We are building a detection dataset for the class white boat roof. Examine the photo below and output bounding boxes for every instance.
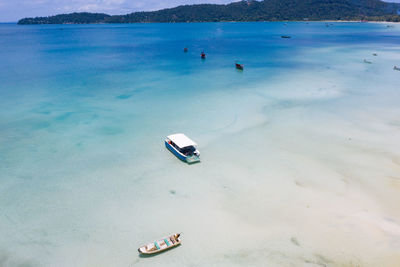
[167,133,197,148]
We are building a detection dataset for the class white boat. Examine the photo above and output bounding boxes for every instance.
[165,133,200,163]
[138,233,181,255]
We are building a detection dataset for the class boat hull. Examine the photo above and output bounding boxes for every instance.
[165,141,188,162]
[138,233,182,255]
[235,64,243,70]
[138,242,181,255]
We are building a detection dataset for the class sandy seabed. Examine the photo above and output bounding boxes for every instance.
[0,22,400,267]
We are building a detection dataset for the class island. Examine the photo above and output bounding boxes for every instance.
[18,0,400,24]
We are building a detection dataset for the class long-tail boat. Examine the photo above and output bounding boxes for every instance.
[138,233,181,255]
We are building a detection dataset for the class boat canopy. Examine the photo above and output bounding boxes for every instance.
[167,133,197,148]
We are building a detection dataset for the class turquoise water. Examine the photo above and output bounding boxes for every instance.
[1,22,400,266]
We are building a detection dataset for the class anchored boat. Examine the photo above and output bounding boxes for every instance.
[201,51,206,59]
[394,66,400,71]
[138,233,181,255]
[165,133,200,163]
[235,61,244,70]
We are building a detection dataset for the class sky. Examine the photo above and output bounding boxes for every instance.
[0,0,400,22]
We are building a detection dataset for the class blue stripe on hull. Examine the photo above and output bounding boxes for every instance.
[165,141,187,162]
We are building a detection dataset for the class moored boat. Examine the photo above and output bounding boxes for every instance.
[281,35,291,39]
[165,133,200,163]
[138,233,181,255]
[184,47,188,52]
[235,61,244,70]
[201,51,206,59]
[394,66,400,71]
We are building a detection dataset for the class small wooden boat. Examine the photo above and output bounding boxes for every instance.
[165,133,200,163]
[281,35,291,39]
[138,233,181,255]
[235,61,244,70]
[201,52,206,59]
[184,47,188,52]
[394,66,400,71]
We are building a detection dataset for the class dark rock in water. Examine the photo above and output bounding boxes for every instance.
[295,180,304,187]
[314,254,333,265]
[290,237,300,246]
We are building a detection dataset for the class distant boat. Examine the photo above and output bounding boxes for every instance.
[363,59,372,64]
[184,47,188,52]
[394,66,400,71]
[201,52,206,59]
[235,61,244,70]
[138,233,181,255]
[281,35,291,39]
[165,133,200,163]
[372,53,378,56]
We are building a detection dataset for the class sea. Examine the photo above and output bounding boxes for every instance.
[0,22,400,266]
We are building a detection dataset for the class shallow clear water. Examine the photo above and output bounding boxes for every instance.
[1,22,400,266]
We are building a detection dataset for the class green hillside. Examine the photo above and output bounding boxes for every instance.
[18,0,400,24]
